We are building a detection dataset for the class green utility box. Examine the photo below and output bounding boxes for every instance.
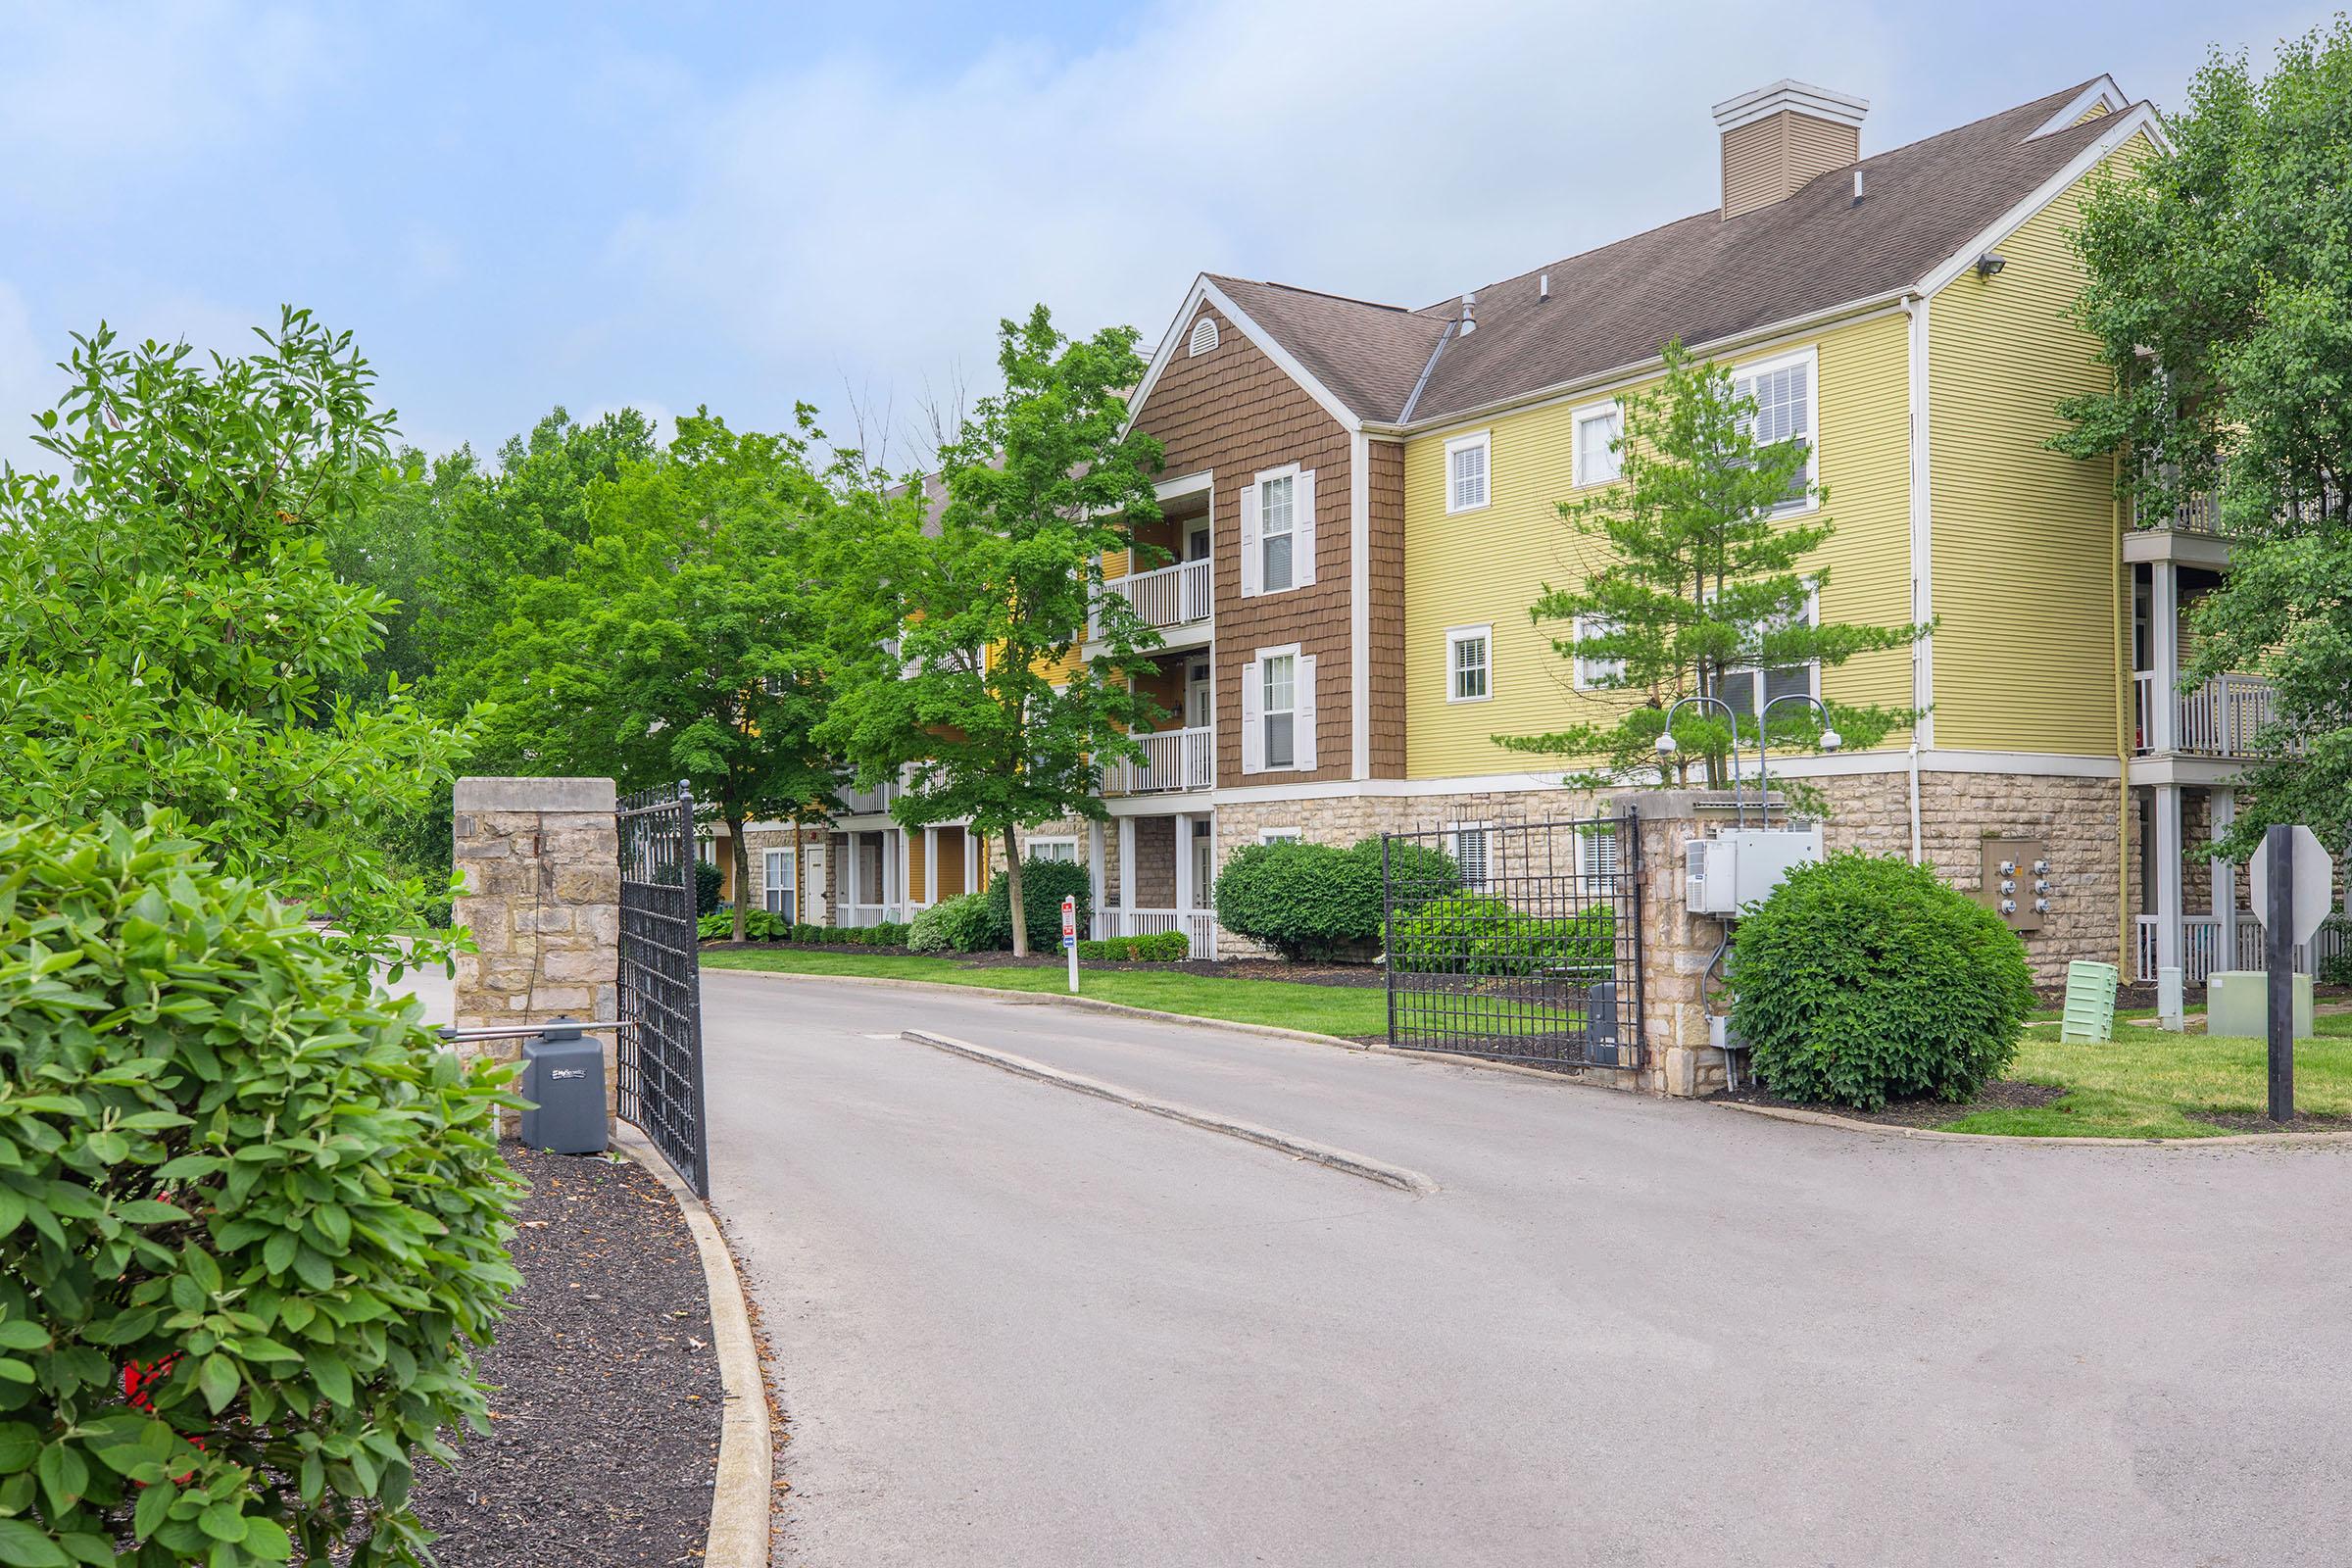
[2208,969,2316,1041]
[2059,959,2119,1043]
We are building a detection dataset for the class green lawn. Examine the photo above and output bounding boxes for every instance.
[1939,1013,2352,1138]
[699,947,1393,1038]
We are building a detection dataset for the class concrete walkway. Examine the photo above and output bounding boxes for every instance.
[701,970,2352,1566]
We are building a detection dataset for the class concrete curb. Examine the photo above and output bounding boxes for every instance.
[1712,1097,2352,1148]
[612,1124,774,1565]
[901,1027,1440,1195]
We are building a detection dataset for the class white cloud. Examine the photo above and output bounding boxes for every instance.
[608,0,1902,423]
[0,280,67,472]
[0,1,324,212]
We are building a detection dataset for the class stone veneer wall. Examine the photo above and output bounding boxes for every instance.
[451,776,621,1124]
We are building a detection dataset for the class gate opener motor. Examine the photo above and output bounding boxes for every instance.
[519,1019,610,1155]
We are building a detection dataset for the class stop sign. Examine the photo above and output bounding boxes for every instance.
[2249,824,2336,947]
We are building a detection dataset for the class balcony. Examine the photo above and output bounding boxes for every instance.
[1093,557,1211,640]
[1102,725,1214,795]
[2132,672,2276,758]
[839,779,895,816]
[2127,492,2230,568]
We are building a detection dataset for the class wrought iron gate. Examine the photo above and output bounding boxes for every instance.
[616,781,710,1196]
[1380,813,1643,1071]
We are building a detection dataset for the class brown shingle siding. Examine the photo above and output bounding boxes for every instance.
[1136,305,1355,786]
[1367,439,1407,778]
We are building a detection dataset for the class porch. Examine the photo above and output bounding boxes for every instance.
[2132,782,2345,984]
[1088,808,1218,959]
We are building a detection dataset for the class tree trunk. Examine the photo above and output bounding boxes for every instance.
[1003,826,1027,956]
[728,813,750,943]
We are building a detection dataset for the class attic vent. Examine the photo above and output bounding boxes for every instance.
[1188,316,1219,357]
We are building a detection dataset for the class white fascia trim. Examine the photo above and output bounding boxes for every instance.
[1923,750,2123,779]
[1712,79,1870,133]
[1155,468,1213,502]
[2027,76,2129,139]
[1377,294,1911,441]
[1348,430,1371,780]
[1917,102,2168,295]
[1126,274,1365,436]
[1905,292,1935,746]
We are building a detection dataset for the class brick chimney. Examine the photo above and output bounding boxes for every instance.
[1712,80,1869,220]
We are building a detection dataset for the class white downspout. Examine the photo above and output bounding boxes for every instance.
[1902,291,1934,865]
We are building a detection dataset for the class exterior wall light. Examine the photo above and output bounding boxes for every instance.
[1975,251,2006,279]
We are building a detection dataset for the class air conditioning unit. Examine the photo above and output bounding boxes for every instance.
[1683,828,1824,915]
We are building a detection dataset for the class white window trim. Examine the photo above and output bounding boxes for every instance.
[1253,462,1303,595]
[1257,827,1303,845]
[1716,585,1824,710]
[1443,429,1493,515]
[1445,622,1493,705]
[1446,820,1494,892]
[1572,613,1626,692]
[1571,399,1623,488]
[1025,837,1079,862]
[1732,345,1820,516]
[1252,639,1305,774]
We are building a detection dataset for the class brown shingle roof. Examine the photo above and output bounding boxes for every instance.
[1209,81,2133,429]
[1204,277,1447,424]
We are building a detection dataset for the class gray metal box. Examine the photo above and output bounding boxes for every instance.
[518,1025,609,1154]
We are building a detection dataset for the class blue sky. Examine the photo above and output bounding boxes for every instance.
[0,0,2332,471]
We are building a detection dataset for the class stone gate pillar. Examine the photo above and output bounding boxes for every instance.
[452,776,621,1118]
[1609,790,1764,1099]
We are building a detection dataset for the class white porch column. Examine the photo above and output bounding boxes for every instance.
[2212,788,2237,969]
[923,826,938,906]
[1174,812,1195,915]
[1088,820,1106,938]
[2150,560,2180,753]
[1117,815,1137,935]
[844,831,861,915]
[2154,783,2184,974]
[895,827,910,917]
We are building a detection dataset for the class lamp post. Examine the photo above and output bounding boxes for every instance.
[1757,693,1841,812]
[1656,694,1748,825]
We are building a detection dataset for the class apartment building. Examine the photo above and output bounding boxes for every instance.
[735,74,2297,984]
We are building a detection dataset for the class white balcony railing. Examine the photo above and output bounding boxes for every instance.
[2134,914,2342,984]
[1094,557,1211,636]
[1102,725,1214,795]
[840,780,894,816]
[2132,672,2276,757]
[1094,906,1218,959]
[2137,492,2223,535]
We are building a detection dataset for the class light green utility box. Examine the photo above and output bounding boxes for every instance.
[2207,969,2316,1041]
[2059,960,2119,1043]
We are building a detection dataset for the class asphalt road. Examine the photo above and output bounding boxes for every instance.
[703,970,2352,1565]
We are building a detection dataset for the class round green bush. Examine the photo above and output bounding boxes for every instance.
[694,858,724,917]
[918,893,996,954]
[985,857,1093,952]
[906,902,953,954]
[0,816,520,1566]
[1733,851,2034,1109]
[1212,837,1459,961]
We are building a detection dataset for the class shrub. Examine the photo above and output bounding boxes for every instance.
[985,857,1093,951]
[2321,915,2352,986]
[1733,851,2034,1109]
[927,893,998,954]
[868,921,909,948]
[1211,836,1460,961]
[1076,931,1190,962]
[907,903,953,953]
[694,858,724,916]
[791,922,821,945]
[0,816,521,1566]
[1213,841,1377,959]
[1388,895,1615,976]
[696,911,731,941]
[740,908,785,941]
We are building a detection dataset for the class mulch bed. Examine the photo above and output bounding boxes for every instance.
[406,1146,721,1567]
[1723,1079,2068,1129]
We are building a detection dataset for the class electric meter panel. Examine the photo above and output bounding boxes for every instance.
[1979,837,2048,934]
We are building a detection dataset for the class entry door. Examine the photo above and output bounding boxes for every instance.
[804,847,825,923]
[1187,524,1211,562]
[1191,823,1213,910]
[1186,659,1211,728]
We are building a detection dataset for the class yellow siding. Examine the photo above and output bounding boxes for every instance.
[1926,132,2148,754]
[1403,309,1915,779]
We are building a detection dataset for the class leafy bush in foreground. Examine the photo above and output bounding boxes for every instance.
[1075,932,1190,961]
[1733,851,2033,1109]
[0,816,521,1566]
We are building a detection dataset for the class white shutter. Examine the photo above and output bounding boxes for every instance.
[1295,654,1317,772]
[1293,469,1317,588]
[1240,658,1264,774]
[1239,483,1261,598]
